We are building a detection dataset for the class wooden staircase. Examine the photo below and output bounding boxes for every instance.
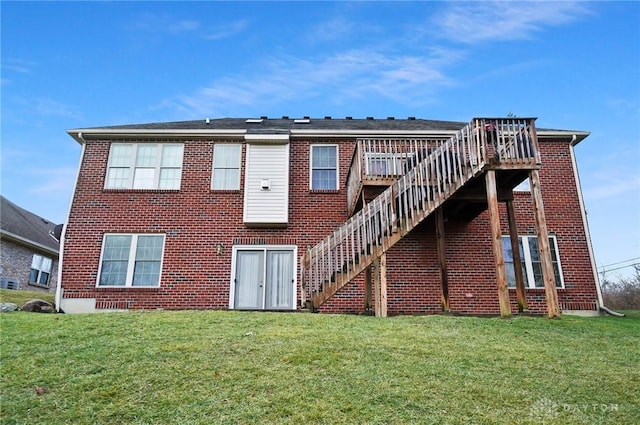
[301,118,539,310]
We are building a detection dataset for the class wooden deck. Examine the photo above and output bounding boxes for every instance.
[302,118,561,318]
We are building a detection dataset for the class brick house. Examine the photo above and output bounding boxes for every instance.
[1,196,60,292]
[57,116,603,317]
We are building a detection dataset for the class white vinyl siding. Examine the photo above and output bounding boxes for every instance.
[105,143,183,190]
[97,234,165,287]
[243,143,289,226]
[212,144,242,190]
[502,235,564,289]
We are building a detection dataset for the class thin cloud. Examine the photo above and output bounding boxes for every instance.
[306,17,354,43]
[433,1,593,44]
[168,20,201,33]
[127,13,198,34]
[584,175,640,202]
[26,167,78,196]
[2,58,36,73]
[33,98,83,119]
[203,20,248,40]
[127,13,247,40]
[161,47,460,117]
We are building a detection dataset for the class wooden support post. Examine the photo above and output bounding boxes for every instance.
[506,199,528,312]
[529,170,561,318]
[485,170,511,318]
[436,208,450,311]
[373,254,388,318]
[364,266,372,313]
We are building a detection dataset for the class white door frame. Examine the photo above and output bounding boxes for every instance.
[229,245,298,310]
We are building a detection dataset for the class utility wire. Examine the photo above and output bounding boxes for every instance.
[600,263,639,273]
[598,256,640,270]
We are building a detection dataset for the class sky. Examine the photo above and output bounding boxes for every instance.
[2,1,639,279]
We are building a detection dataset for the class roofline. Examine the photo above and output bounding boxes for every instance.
[67,129,247,144]
[289,129,459,138]
[537,130,590,145]
[0,229,60,257]
[67,126,590,144]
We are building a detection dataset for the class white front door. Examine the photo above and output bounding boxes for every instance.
[232,247,296,310]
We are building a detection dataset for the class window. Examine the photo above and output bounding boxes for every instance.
[502,235,564,288]
[212,144,242,190]
[98,234,165,287]
[105,144,184,190]
[29,254,52,286]
[310,145,338,190]
[365,153,413,176]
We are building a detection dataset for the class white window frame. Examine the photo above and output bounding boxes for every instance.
[502,235,564,289]
[310,144,339,190]
[211,143,242,190]
[29,254,52,286]
[96,233,166,288]
[229,245,298,310]
[105,143,184,190]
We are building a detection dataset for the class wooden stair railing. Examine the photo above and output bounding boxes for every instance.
[301,118,538,310]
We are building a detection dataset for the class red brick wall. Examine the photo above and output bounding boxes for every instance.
[61,137,598,314]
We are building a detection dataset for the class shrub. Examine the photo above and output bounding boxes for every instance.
[601,266,640,309]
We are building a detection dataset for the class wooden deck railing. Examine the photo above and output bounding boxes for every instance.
[303,118,538,309]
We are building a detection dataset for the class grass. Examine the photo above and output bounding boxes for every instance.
[0,289,55,307]
[1,310,639,424]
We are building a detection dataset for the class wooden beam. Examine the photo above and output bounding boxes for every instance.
[379,253,388,318]
[506,199,528,312]
[485,170,511,318]
[529,169,561,318]
[435,208,450,311]
[364,266,372,313]
[450,187,514,202]
[373,254,388,318]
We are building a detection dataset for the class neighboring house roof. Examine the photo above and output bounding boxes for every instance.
[67,116,589,144]
[0,196,60,256]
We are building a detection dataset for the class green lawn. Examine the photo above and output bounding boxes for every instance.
[0,288,55,307]
[1,310,638,424]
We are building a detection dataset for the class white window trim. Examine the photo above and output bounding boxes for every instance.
[309,144,339,190]
[105,143,184,190]
[30,254,52,286]
[211,143,243,190]
[96,233,166,288]
[228,245,298,310]
[504,235,565,289]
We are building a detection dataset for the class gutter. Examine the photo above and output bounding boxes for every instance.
[0,230,59,257]
[55,133,87,312]
[569,134,624,317]
[66,128,246,144]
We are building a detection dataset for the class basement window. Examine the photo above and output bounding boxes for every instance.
[29,254,52,286]
[502,235,564,289]
[97,234,165,287]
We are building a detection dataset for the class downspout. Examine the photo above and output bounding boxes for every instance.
[569,134,624,317]
[55,132,87,312]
